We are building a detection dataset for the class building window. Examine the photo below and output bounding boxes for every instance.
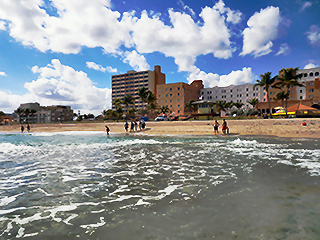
[304,73,307,77]
[158,100,161,103]
[178,99,180,102]
[178,105,180,108]
[170,94,172,97]
[178,87,180,90]
[170,100,172,103]
[170,88,172,91]
[230,89,233,92]
[300,90,303,93]
[246,88,249,91]
[310,72,313,77]
[315,72,319,76]
[166,94,168,97]
[159,89,161,92]
[300,96,303,99]
[166,100,168,103]
[178,110,180,113]
[159,95,161,98]
[170,105,172,108]
[166,89,168,92]
[230,95,233,98]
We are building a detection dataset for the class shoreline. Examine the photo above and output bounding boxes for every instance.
[1,118,320,139]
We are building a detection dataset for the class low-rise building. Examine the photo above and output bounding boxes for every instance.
[16,103,73,123]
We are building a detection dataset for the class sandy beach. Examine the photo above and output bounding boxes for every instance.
[1,118,320,139]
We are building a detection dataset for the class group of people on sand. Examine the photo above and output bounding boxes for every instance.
[124,119,146,133]
[213,119,229,135]
[20,124,31,133]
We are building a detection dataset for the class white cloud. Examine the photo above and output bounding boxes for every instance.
[304,63,319,69]
[187,67,256,88]
[177,0,195,17]
[86,61,117,73]
[276,43,290,56]
[23,59,111,114]
[0,71,6,76]
[0,20,5,30]
[306,25,320,46]
[0,0,241,75]
[300,1,312,11]
[240,6,280,57]
[123,50,150,71]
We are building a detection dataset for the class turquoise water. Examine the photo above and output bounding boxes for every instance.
[0,132,320,239]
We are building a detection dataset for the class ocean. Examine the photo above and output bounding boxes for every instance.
[0,131,320,239]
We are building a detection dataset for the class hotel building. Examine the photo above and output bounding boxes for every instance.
[111,65,165,111]
[156,80,204,115]
[256,67,320,113]
[200,83,264,109]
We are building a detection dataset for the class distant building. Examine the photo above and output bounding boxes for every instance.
[16,103,73,123]
[111,65,165,111]
[157,80,204,115]
[200,83,263,109]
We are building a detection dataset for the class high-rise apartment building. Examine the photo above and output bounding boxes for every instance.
[111,65,165,111]
[157,80,203,115]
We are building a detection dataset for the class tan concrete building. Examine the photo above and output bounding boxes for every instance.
[156,80,203,115]
[111,65,165,111]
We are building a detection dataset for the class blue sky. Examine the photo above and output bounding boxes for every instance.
[0,0,319,115]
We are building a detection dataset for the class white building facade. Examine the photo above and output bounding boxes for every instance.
[200,83,264,109]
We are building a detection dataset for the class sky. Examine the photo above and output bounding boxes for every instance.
[0,0,320,115]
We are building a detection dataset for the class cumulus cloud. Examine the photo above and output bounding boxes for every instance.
[86,61,117,73]
[187,67,256,88]
[300,1,312,11]
[306,25,320,46]
[0,71,6,76]
[276,43,290,56]
[0,0,241,74]
[122,50,150,71]
[177,0,195,17]
[240,6,280,57]
[0,20,5,30]
[304,63,319,69]
[24,59,111,114]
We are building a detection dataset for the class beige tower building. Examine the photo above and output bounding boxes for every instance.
[111,65,165,111]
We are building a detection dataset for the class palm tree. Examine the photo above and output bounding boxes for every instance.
[247,98,259,109]
[14,108,24,123]
[253,72,278,118]
[137,87,149,109]
[275,91,289,107]
[234,102,244,109]
[185,100,197,115]
[123,94,134,111]
[224,101,234,112]
[112,98,122,109]
[215,100,226,116]
[23,108,31,123]
[159,105,170,115]
[273,67,303,117]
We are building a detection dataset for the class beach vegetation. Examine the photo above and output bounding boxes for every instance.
[275,91,289,107]
[247,98,259,108]
[234,102,244,109]
[215,100,226,116]
[253,72,278,118]
[273,67,303,117]
[159,105,170,115]
[185,100,198,115]
[123,94,134,109]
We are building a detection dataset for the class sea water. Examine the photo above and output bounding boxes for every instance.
[0,131,320,239]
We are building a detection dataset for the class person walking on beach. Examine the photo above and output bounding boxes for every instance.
[21,125,24,133]
[222,119,228,135]
[130,121,134,132]
[105,125,110,135]
[27,124,30,133]
[124,121,129,132]
[213,120,219,135]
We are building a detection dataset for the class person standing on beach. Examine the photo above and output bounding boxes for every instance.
[130,121,134,132]
[124,121,129,132]
[134,120,138,132]
[222,119,228,135]
[105,125,110,135]
[138,120,142,131]
[21,125,24,133]
[27,124,30,133]
[213,120,219,135]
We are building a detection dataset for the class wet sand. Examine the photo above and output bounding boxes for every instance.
[1,118,320,139]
